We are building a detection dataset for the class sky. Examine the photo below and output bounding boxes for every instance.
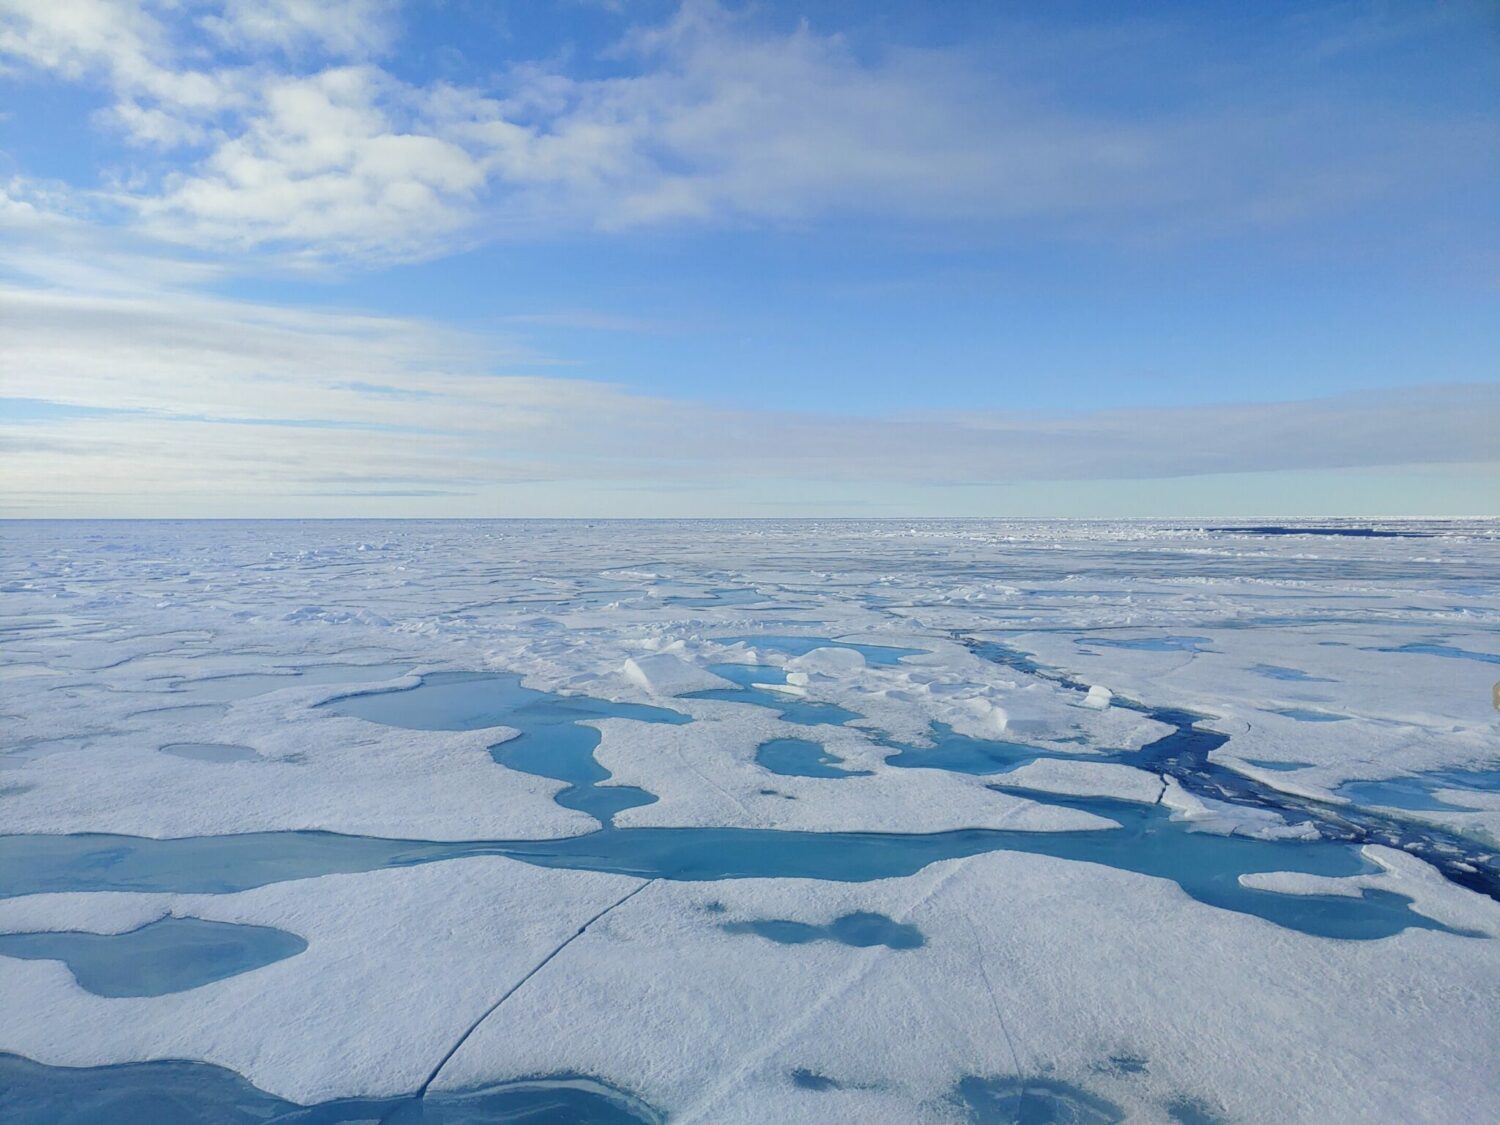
[0,0,1496,518]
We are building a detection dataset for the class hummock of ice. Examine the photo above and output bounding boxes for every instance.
[621,653,732,697]
[2,518,1499,1122]
[1082,684,1113,709]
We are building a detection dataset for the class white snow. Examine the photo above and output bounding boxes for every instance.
[0,859,643,1102]
[621,654,731,697]
[1082,684,1113,709]
[3,517,1498,1120]
[437,852,1500,1123]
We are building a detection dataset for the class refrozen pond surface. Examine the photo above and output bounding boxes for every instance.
[0,916,306,997]
[3,518,1499,1123]
[1251,664,1332,682]
[170,663,413,703]
[160,743,260,763]
[1273,709,1347,723]
[1244,758,1313,772]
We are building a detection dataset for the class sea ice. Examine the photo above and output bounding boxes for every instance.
[2,518,1497,1121]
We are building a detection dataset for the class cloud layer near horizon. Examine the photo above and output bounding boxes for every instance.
[4,284,1495,513]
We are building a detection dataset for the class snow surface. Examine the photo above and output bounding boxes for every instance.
[2,518,1498,1120]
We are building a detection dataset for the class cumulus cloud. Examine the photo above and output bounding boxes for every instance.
[1,0,1487,262]
[137,66,489,259]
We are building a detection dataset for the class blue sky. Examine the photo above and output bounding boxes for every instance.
[0,0,1495,516]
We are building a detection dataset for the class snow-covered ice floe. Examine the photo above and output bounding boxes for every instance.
[2,518,1499,1122]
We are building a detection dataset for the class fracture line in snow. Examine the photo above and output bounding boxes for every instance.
[963,911,1026,1097]
[674,856,974,1123]
[411,878,657,1099]
[962,909,1062,1125]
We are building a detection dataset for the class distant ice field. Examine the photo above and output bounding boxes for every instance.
[1,518,1498,1122]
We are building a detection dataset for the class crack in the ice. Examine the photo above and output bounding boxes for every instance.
[959,632,1500,905]
[406,878,656,1105]
[962,912,1024,1081]
[959,910,1049,1125]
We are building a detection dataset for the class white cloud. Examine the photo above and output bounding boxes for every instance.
[0,178,54,230]
[0,0,169,87]
[2,0,1487,263]
[0,0,247,123]
[4,280,1495,512]
[138,66,489,258]
[202,0,400,59]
